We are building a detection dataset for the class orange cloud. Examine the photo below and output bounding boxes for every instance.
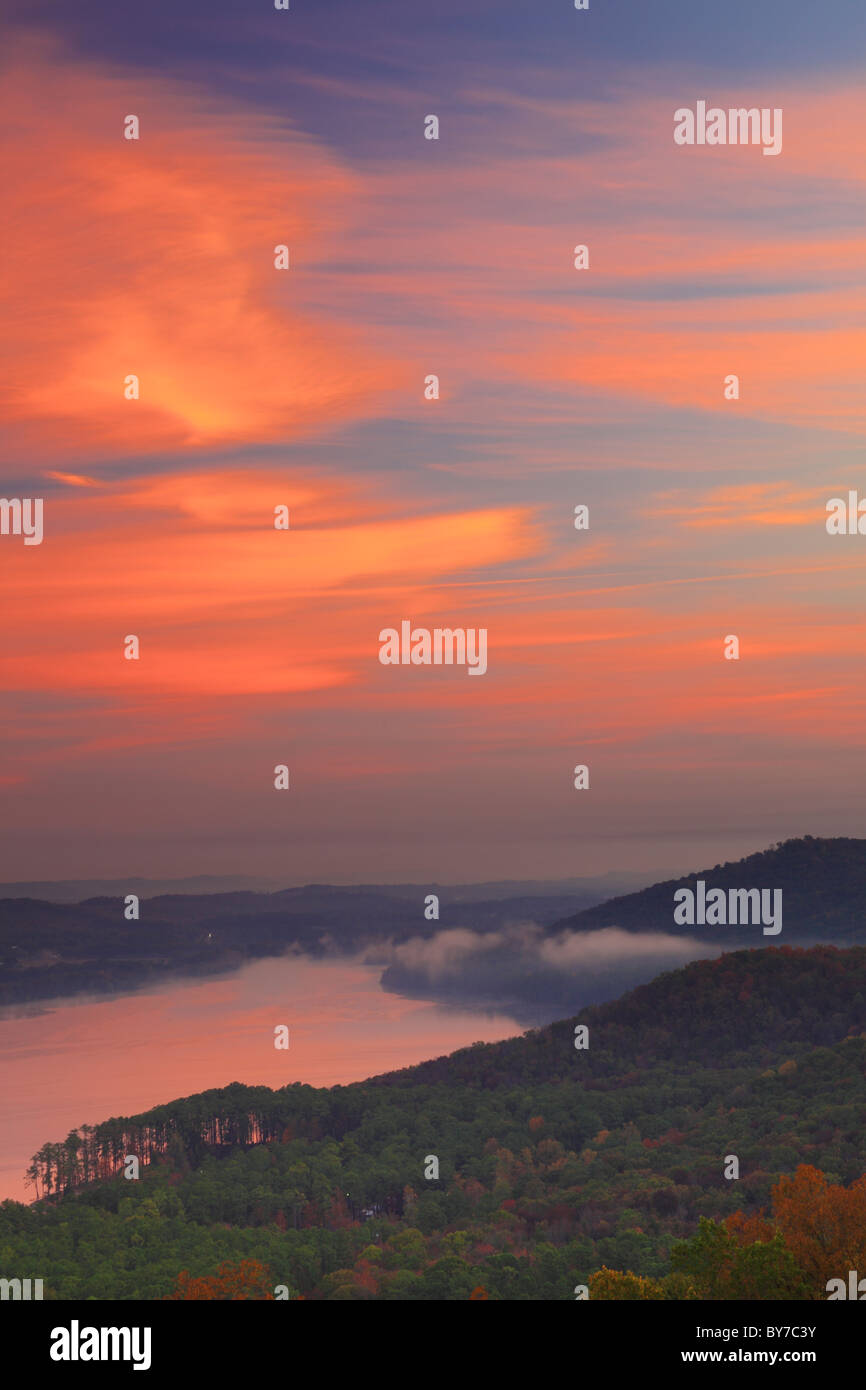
[0,468,541,694]
[0,42,407,463]
[503,294,866,432]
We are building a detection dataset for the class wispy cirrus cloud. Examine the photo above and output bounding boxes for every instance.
[0,467,542,695]
[646,482,828,528]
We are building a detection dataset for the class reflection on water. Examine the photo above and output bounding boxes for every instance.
[0,953,520,1202]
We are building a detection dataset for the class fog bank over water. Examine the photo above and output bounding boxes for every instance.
[372,925,724,1025]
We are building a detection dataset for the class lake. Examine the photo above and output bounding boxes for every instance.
[0,954,521,1202]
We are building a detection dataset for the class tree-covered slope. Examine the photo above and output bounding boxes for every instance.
[554,835,866,943]
[4,946,866,1299]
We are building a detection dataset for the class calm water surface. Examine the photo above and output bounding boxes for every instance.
[0,954,521,1201]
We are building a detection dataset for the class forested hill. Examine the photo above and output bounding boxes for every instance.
[25,945,866,1197]
[13,944,866,1299]
[371,944,866,1087]
[553,836,866,944]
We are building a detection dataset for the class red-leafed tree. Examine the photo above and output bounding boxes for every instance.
[167,1258,275,1300]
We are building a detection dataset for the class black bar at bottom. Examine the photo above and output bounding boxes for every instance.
[4,1297,860,1376]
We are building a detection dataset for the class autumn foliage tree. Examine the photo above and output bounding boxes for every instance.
[167,1258,276,1300]
[714,1166,866,1296]
[724,1210,776,1246]
[771,1165,866,1291]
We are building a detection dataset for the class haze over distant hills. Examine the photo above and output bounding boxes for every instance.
[0,870,652,905]
[0,876,635,1010]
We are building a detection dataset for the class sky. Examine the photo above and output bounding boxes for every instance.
[0,0,865,884]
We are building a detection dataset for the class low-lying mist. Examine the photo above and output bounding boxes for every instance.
[368,924,724,1025]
